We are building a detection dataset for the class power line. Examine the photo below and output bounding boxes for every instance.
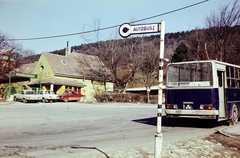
[130,0,209,23]
[9,0,209,41]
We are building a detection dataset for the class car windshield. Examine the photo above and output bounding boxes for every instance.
[45,91,54,94]
[166,62,213,87]
[65,91,73,95]
[26,91,36,94]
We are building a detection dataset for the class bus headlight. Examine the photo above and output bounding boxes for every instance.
[200,104,212,110]
[167,104,178,109]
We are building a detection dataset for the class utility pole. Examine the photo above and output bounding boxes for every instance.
[154,20,165,158]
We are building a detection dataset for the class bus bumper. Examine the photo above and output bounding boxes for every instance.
[165,109,219,119]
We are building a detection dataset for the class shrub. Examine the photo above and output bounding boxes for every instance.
[141,95,158,104]
[94,92,158,103]
[94,93,141,103]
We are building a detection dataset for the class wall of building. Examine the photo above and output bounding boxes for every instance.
[31,53,55,81]
[51,76,114,101]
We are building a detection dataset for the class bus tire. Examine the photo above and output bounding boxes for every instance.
[231,104,239,125]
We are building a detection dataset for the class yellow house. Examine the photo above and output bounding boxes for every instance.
[27,51,114,101]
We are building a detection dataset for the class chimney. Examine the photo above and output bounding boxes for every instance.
[65,41,71,56]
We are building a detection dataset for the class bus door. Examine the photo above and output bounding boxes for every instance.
[217,70,226,118]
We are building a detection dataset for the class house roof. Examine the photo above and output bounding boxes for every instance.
[15,63,37,74]
[27,77,86,87]
[43,52,112,80]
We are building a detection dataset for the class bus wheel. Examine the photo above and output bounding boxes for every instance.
[231,104,239,125]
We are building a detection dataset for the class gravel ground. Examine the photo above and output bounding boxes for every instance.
[0,100,239,158]
[91,132,240,158]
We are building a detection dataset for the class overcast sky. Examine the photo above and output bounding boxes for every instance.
[0,0,238,54]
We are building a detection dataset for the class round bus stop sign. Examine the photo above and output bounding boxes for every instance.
[119,23,131,38]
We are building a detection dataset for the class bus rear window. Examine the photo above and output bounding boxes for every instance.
[167,62,213,87]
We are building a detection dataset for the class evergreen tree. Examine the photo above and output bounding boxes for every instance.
[171,42,192,62]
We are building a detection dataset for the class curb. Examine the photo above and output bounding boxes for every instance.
[219,126,240,140]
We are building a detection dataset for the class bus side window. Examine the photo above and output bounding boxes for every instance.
[226,66,236,87]
[231,67,236,87]
[236,68,240,88]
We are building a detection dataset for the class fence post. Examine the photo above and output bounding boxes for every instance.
[8,71,11,98]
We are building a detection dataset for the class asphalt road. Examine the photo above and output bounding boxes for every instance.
[0,101,229,157]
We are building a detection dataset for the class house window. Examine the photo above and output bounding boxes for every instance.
[74,87,81,91]
[66,86,72,91]
[61,60,66,65]
[40,66,44,72]
[92,80,105,85]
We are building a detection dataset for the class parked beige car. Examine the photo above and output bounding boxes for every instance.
[38,90,59,103]
[13,90,40,103]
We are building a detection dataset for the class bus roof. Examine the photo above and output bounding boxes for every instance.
[168,60,240,69]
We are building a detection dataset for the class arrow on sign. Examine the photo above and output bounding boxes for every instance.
[119,23,160,38]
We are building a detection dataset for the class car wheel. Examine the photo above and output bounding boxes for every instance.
[13,97,17,101]
[42,98,46,103]
[64,98,68,103]
[79,97,85,102]
[49,100,53,103]
[23,98,27,103]
[231,104,239,125]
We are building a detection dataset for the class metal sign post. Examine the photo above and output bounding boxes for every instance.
[155,20,165,158]
[119,20,165,158]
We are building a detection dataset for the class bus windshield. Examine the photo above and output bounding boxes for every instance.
[166,62,213,87]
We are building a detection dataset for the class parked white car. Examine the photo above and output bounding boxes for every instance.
[13,90,40,103]
[38,90,59,103]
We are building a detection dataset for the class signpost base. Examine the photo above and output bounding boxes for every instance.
[154,133,163,158]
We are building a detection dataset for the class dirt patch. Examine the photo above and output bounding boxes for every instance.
[0,98,7,102]
[205,132,240,156]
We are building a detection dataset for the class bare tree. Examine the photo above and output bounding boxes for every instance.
[139,49,158,103]
[203,0,240,63]
[80,20,141,93]
[0,31,10,50]
[187,28,206,60]
[0,31,22,82]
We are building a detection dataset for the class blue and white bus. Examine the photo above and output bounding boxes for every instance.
[165,60,240,125]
